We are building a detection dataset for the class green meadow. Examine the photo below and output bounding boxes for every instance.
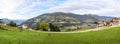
[0,26,120,44]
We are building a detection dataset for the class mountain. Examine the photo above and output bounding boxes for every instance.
[22,12,114,28]
[1,18,11,23]
[0,18,25,25]
[13,20,25,25]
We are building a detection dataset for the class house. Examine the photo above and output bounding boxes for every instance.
[93,21,101,28]
[21,24,28,29]
[111,17,120,25]
[92,17,120,29]
[106,21,113,26]
[93,21,106,28]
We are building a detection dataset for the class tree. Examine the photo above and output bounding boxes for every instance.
[0,21,2,23]
[35,22,49,31]
[0,19,2,23]
[49,23,60,32]
[9,21,17,27]
[54,26,60,31]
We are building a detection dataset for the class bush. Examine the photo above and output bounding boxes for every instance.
[0,25,7,30]
[49,23,60,32]
[9,21,17,27]
[35,22,49,31]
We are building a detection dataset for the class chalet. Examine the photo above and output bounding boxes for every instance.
[111,17,120,25]
[21,24,28,29]
[102,21,107,26]
[94,21,114,28]
[106,21,113,26]
[93,21,107,28]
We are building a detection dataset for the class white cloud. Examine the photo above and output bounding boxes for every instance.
[0,13,26,20]
[0,0,25,19]
[48,0,120,17]
[0,0,120,19]
[17,0,58,14]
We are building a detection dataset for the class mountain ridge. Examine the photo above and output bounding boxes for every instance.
[22,12,114,28]
[0,18,25,25]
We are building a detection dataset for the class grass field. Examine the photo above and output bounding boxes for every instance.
[0,26,120,44]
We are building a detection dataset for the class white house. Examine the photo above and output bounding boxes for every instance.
[21,24,28,29]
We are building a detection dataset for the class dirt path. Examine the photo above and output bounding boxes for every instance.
[29,25,120,34]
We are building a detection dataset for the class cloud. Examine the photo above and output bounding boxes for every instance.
[0,0,26,19]
[17,0,60,14]
[47,0,120,17]
[48,0,103,12]
[0,0,120,19]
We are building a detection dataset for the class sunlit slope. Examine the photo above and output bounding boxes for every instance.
[0,26,120,44]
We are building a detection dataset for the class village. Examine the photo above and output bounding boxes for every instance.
[93,17,120,28]
[61,17,120,31]
[0,17,120,31]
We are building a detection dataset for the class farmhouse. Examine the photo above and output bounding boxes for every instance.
[93,21,105,28]
[93,17,120,28]
[111,17,120,25]
[106,21,113,26]
[21,24,28,29]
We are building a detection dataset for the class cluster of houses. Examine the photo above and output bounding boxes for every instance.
[93,17,120,28]
[65,17,120,30]
[0,21,28,29]
[1,17,120,30]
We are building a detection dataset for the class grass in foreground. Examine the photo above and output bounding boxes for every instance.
[0,26,120,44]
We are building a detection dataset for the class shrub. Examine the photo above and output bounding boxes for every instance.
[35,22,49,31]
[0,25,7,30]
[9,21,17,27]
[49,23,60,32]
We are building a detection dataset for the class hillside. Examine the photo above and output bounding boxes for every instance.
[0,26,120,44]
[22,12,114,28]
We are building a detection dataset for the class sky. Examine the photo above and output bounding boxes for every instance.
[0,0,120,20]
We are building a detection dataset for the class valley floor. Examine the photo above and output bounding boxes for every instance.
[0,26,120,44]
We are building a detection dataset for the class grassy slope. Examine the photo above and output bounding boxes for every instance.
[0,26,120,44]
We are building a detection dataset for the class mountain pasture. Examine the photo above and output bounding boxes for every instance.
[0,26,120,44]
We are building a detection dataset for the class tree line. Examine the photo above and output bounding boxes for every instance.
[35,22,60,32]
[0,21,17,30]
